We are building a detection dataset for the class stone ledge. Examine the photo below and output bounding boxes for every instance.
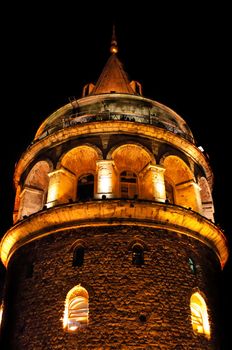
[0,200,228,268]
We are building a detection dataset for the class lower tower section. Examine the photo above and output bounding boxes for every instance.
[0,200,225,349]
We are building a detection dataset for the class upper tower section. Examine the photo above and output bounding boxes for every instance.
[1,28,227,271]
[33,28,194,145]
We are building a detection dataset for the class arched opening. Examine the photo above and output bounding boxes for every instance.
[163,155,201,212]
[190,292,210,338]
[63,286,88,332]
[109,144,154,199]
[0,303,3,326]
[18,160,52,220]
[198,177,214,221]
[188,257,196,274]
[52,145,102,204]
[77,174,94,201]
[120,171,138,198]
[132,243,144,266]
[73,246,85,267]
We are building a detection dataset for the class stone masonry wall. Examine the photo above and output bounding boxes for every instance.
[0,226,222,350]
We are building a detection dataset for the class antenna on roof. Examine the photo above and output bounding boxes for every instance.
[110,24,118,54]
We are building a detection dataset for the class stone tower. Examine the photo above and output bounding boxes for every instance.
[0,32,229,350]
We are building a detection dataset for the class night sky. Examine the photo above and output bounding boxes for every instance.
[0,3,231,348]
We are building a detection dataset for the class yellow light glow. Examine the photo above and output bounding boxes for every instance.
[190,292,210,338]
[0,200,229,268]
[0,303,3,326]
[63,285,88,332]
[46,183,58,208]
[155,182,166,199]
[98,176,112,193]
[97,161,114,194]
[111,46,118,54]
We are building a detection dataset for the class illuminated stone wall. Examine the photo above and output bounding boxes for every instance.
[13,131,211,223]
[1,226,222,349]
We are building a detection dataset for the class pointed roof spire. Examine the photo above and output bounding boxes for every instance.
[90,26,135,95]
[110,24,118,54]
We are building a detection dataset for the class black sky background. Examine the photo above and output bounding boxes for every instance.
[0,3,231,348]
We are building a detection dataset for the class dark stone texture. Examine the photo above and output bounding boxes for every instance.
[0,226,222,349]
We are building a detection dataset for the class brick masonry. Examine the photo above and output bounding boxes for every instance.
[0,226,222,349]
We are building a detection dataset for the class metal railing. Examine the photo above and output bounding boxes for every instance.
[35,111,194,144]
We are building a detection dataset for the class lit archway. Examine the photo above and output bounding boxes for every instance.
[198,177,214,221]
[58,145,102,201]
[109,144,154,198]
[17,160,52,219]
[190,292,210,338]
[163,155,201,212]
[63,285,89,332]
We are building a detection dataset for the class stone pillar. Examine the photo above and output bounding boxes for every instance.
[13,184,22,223]
[140,164,166,202]
[95,160,116,199]
[18,186,45,220]
[176,180,203,213]
[202,202,215,222]
[47,168,76,208]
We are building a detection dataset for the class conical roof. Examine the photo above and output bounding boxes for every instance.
[91,53,135,95]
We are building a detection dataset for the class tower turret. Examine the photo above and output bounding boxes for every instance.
[0,33,229,350]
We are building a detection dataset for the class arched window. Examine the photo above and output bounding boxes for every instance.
[188,257,196,274]
[120,171,137,199]
[190,292,210,338]
[0,303,3,327]
[63,286,88,332]
[132,243,144,266]
[77,174,94,201]
[73,246,85,267]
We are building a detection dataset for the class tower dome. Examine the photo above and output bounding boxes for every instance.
[34,39,194,145]
[0,31,228,350]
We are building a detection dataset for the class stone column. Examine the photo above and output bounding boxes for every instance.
[95,160,116,199]
[47,168,76,208]
[176,180,202,213]
[18,186,44,219]
[140,164,166,202]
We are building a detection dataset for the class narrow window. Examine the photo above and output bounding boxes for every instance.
[132,243,144,266]
[120,171,137,199]
[73,246,85,267]
[0,303,3,327]
[188,257,196,274]
[63,286,88,332]
[190,292,210,338]
[77,174,94,201]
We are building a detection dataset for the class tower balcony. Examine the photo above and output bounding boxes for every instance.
[0,199,228,268]
[34,110,194,144]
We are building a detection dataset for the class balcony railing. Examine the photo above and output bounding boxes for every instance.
[35,111,194,144]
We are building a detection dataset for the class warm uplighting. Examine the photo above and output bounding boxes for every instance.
[190,292,210,338]
[63,285,88,332]
[46,182,59,208]
[149,165,166,202]
[96,160,115,197]
[47,168,76,207]
[0,303,3,326]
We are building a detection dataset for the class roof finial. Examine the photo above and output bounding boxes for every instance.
[110,24,118,54]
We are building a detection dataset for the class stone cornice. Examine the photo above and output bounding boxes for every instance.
[0,200,228,268]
